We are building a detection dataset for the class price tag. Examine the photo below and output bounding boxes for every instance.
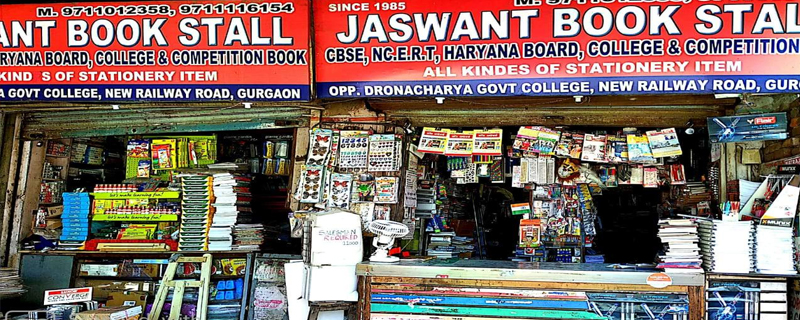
[44,287,92,305]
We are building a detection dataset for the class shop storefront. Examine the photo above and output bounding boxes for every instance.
[1,0,800,320]
[0,1,313,318]
[310,1,800,320]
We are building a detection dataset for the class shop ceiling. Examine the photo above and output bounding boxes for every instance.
[367,94,737,128]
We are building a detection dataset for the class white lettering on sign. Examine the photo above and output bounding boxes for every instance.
[44,287,93,305]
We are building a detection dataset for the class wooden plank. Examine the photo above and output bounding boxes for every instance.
[371,285,587,299]
[358,276,368,320]
[0,114,22,266]
[371,314,604,320]
[8,140,31,268]
[687,285,704,320]
[370,303,605,319]
[369,277,691,293]
[371,293,589,310]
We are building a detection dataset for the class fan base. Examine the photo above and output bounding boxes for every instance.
[369,255,400,263]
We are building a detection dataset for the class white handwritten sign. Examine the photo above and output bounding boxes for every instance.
[44,287,93,305]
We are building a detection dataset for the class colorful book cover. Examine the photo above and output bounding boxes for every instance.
[569,134,584,159]
[627,135,655,163]
[647,128,683,158]
[555,132,572,157]
[581,134,607,162]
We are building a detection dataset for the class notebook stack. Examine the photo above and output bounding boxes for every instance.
[427,232,455,258]
[180,175,213,251]
[755,225,797,275]
[209,173,237,251]
[656,219,703,273]
[58,192,90,250]
[697,220,754,274]
[232,224,264,251]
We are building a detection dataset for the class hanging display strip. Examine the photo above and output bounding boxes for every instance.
[0,0,311,102]
[315,0,800,98]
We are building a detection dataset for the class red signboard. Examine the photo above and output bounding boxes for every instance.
[0,1,310,102]
[315,0,800,98]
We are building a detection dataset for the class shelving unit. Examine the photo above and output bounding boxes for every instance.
[64,252,254,320]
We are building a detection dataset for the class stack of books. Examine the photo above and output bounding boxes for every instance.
[209,173,237,251]
[232,224,265,251]
[0,268,25,297]
[427,232,455,258]
[58,193,90,250]
[656,219,703,273]
[697,220,754,274]
[180,175,213,251]
[755,225,797,274]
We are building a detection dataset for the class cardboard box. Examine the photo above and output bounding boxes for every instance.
[118,263,160,278]
[76,306,142,320]
[83,280,155,299]
[106,291,148,309]
[79,264,119,277]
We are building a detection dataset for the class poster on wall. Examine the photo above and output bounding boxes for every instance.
[0,0,311,102]
[708,113,788,143]
[315,0,800,98]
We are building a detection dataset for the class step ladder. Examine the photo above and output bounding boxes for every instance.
[148,254,213,320]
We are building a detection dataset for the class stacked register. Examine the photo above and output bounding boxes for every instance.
[209,173,237,251]
[755,225,796,274]
[180,175,213,251]
[697,220,754,274]
[656,219,703,273]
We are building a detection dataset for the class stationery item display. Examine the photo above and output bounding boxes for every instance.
[657,219,702,273]
[537,157,548,185]
[374,177,399,204]
[555,132,573,157]
[490,158,505,183]
[418,127,449,154]
[670,164,687,185]
[513,126,539,155]
[353,202,376,230]
[374,205,391,220]
[760,175,800,227]
[546,157,556,185]
[643,167,659,188]
[297,166,324,204]
[337,131,369,169]
[127,140,150,158]
[698,220,754,273]
[328,132,341,167]
[604,136,628,163]
[179,175,212,251]
[308,128,333,164]
[580,134,607,163]
[569,134,584,159]
[445,131,474,156]
[368,134,401,172]
[627,134,656,163]
[519,219,542,248]
[151,139,177,170]
[447,157,470,171]
[536,128,560,156]
[708,113,788,143]
[556,158,581,183]
[512,165,523,188]
[472,129,503,156]
[353,175,376,202]
[328,173,353,209]
[599,166,617,187]
[755,224,797,274]
[456,163,478,184]
[647,128,683,158]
